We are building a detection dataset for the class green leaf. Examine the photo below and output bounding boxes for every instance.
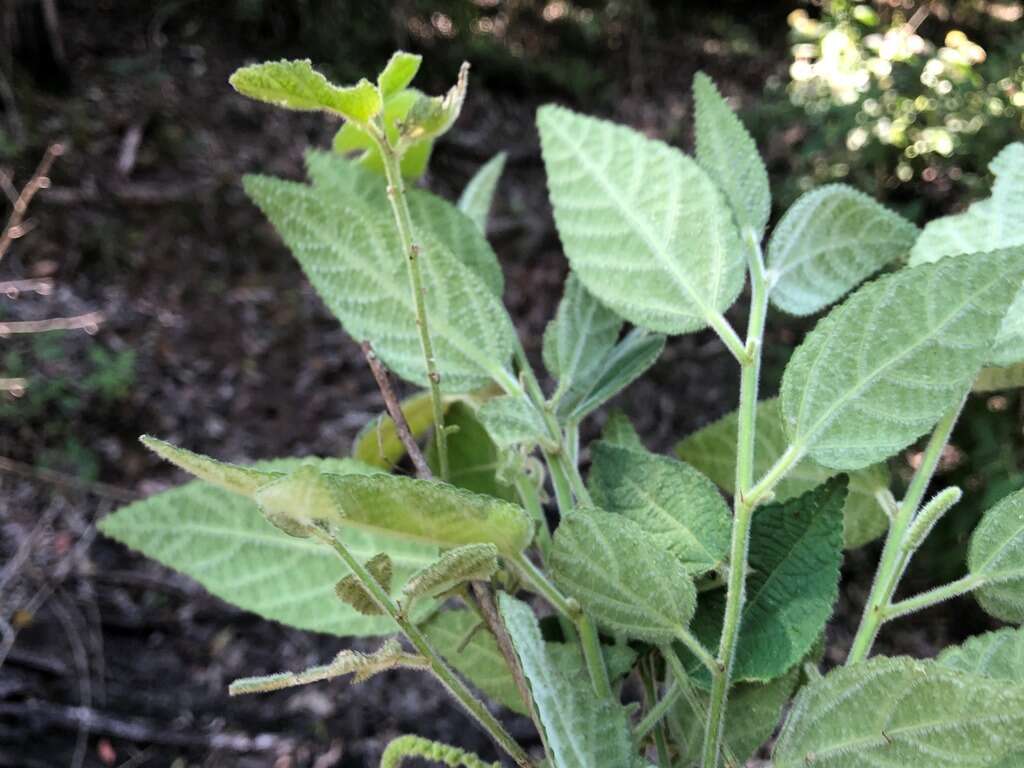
[499,594,635,768]
[400,63,469,143]
[669,668,799,767]
[427,401,515,501]
[676,399,891,549]
[692,71,770,238]
[537,105,745,335]
[423,609,636,718]
[457,152,507,233]
[477,395,548,450]
[352,391,443,470]
[377,51,421,98]
[140,435,280,496]
[974,363,1024,393]
[780,248,1024,470]
[401,543,499,604]
[601,409,645,451]
[688,478,846,684]
[766,185,918,316]
[254,467,534,556]
[98,458,437,637]
[229,60,381,122]
[550,507,697,644]
[335,552,391,616]
[773,656,1024,768]
[243,172,515,393]
[544,273,622,399]
[560,329,666,422]
[333,89,433,180]
[968,486,1024,623]
[911,142,1024,364]
[937,626,1024,681]
[304,150,505,298]
[588,442,730,575]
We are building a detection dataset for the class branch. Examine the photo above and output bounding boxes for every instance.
[0,142,64,262]
[360,341,432,479]
[0,277,53,297]
[0,310,103,336]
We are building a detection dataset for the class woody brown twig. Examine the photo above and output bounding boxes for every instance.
[360,340,432,479]
[0,142,64,263]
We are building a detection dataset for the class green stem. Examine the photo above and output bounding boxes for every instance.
[634,679,681,743]
[377,134,449,481]
[316,528,532,767]
[510,550,577,619]
[707,310,749,365]
[640,656,672,768]
[677,630,720,676]
[846,398,965,665]
[513,469,552,560]
[884,573,984,621]
[701,228,770,768]
[578,613,613,698]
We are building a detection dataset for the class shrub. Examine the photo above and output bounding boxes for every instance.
[100,51,1024,767]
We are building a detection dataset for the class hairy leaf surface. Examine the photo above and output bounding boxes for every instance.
[543,273,622,401]
[401,543,499,603]
[689,478,846,684]
[477,396,548,449]
[693,72,770,238]
[559,329,666,422]
[601,409,645,451]
[332,89,432,180]
[676,399,890,548]
[245,172,514,392]
[499,595,635,768]
[304,150,504,297]
[911,143,1024,365]
[780,248,1024,470]
[773,656,1024,767]
[537,105,745,335]
[550,507,696,644]
[229,59,381,121]
[670,668,798,767]
[968,486,1024,623]
[457,152,507,233]
[767,185,917,316]
[937,626,1024,680]
[588,441,730,574]
[254,467,533,555]
[99,459,437,637]
[377,51,421,97]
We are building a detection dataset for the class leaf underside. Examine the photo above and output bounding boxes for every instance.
[968,486,1024,623]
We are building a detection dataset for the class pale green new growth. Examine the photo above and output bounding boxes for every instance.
[335,552,393,616]
[676,399,890,548]
[229,638,427,695]
[400,63,470,143]
[377,51,422,98]
[537,105,745,337]
[968,486,1024,622]
[588,441,730,575]
[550,507,697,644]
[766,184,917,316]
[601,409,645,451]
[244,171,516,392]
[937,625,1024,680]
[98,459,438,637]
[380,735,499,768]
[254,467,533,555]
[477,396,548,450]
[333,89,433,180]
[457,152,507,233]
[140,435,281,496]
[911,142,1024,365]
[690,478,846,684]
[401,543,499,604]
[692,71,770,238]
[773,656,1024,767]
[230,59,381,123]
[781,247,1024,470]
[499,594,635,768]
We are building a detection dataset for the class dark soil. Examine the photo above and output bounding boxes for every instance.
[0,3,1013,767]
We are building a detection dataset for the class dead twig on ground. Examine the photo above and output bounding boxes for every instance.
[360,340,432,479]
[0,456,139,502]
[0,142,63,263]
[0,309,104,336]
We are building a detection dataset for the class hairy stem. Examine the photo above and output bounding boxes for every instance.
[846,398,965,665]
[640,656,672,768]
[376,132,450,481]
[884,573,984,621]
[317,528,532,767]
[702,229,769,768]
